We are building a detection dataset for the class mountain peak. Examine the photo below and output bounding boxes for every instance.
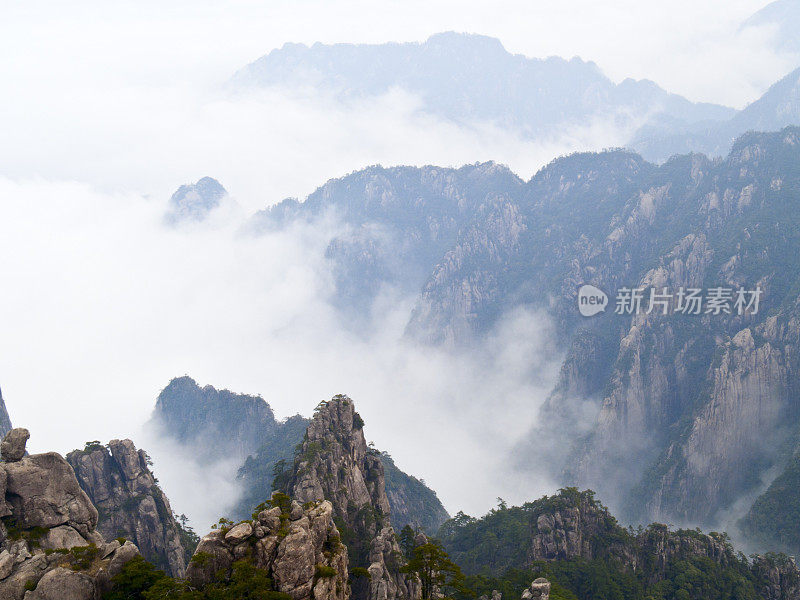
[166,176,227,224]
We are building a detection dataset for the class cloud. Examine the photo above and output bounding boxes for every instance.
[0,172,563,527]
[1,0,796,529]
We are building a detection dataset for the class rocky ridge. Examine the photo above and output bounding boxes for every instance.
[186,495,349,600]
[439,488,800,599]
[0,428,139,599]
[282,395,418,600]
[66,438,190,578]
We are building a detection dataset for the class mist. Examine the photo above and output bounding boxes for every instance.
[2,0,799,532]
[0,170,565,529]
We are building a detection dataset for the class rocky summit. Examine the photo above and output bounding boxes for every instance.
[282,395,418,600]
[67,438,191,578]
[0,428,139,600]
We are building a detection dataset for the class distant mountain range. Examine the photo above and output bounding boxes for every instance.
[233,32,734,145]
[231,31,800,163]
[630,66,800,161]
[742,0,800,55]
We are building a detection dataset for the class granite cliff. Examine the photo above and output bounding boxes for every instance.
[0,428,139,600]
[66,438,192,578]
[281,396,419,600]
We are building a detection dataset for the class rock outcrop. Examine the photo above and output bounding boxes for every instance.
[67,439,189,577]
[283,396,418,600]
[522,579,550,600]
[186,495,348,600]
[0,428,139,600]
[751,554,800,600]
[0,389,11,440]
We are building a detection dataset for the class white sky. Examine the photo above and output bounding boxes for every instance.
[1,0,798,523]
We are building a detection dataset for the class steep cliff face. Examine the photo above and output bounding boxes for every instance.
[148,376,279,463]
[283,396,418,600]
[0,388,12,439]
[389,128,800,530]
[66,439,190,577]
[253,162,523,323]
[751,554,800,600]
[0,428,139,600]
[187,495,349,600]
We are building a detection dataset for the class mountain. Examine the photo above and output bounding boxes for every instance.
[234,32,733,140]
[739,448,800,558]
[0,428,141,599]
[437,488,800,600]
[151,378,449,531]
[410,127,800,530]
[278,395,418,600]
[741,0,800,55]
[260,126,800,549]
[633,67,800,161]
[66,438,196,577]
[165,176,227,224]
[0,387,11,438]
[148,376,283,464]
[252,161,524,324]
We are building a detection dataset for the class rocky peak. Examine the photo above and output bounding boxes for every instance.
[0,388,11,440]
[148,375,279,463]
[0,428,139,599]
[291,396,389,520]
[284,395,417,600]
[166,176,227,223]
[67,438,191,577]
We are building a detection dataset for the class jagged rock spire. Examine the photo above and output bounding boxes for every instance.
[284,395,418,600]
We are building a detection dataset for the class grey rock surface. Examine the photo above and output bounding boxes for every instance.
[187,498,348,600]
[67,439,189,577]
[1,429,29,462]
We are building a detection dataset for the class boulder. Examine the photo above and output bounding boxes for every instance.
[3,452,98,536]
[1,429,29,463]
[39,525,90,551]
[224,522,253,545]
[0,549,13,580]
[24,567,97,600]
[188,498,348,600]
[108,541,140,578]
[258,507,282,531]
[186,532,234,588]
